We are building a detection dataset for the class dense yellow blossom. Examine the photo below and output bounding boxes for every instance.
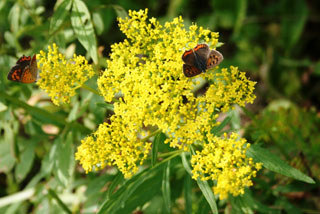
[191,133,262,200]
[76,8,261,198]
[37,43,94,105]
[75,115,152,178]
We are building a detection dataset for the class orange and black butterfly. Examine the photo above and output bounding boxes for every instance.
[182,44,223,77]
[7,54,38,83]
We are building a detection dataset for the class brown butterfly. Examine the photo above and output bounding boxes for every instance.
[182,44,223,77]
[7,54,38,83]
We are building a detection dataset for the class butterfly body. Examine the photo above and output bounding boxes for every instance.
[8,54,38,83]
[182,44,223,77]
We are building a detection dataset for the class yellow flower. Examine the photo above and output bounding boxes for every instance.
[191,133,262,200]
[37,43,94,106]
[76,8,261,189]
[75,115,152,178]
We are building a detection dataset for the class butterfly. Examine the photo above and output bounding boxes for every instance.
[182,44,223,77]
[7,54,38,83]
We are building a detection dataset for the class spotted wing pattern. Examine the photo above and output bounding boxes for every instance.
[206,50,223,70]
[183,64,202,77]
[8,54,38,83]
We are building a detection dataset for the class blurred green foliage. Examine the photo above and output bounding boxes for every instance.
[0,0,319,213]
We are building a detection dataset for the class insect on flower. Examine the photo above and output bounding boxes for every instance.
[182,44,223,77]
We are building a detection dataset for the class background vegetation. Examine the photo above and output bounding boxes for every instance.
[0,0,319,213]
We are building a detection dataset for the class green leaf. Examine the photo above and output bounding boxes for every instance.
[247,144,315,184]
[233,0,247,37]
[96,102,114,111]
[0,92,91,134]
[48,188,72,214]
[55,133,74,187]
[49,0,72,34]
[0,139,15,173]
[71,0,98,63]
[15,141,36,182]
[196,179,218,214]
[152,132,166,166]
[211,116,231,135]
[111,5,128,19]
[184,174,192,214]
[106,172,124,199]
[180,152,192,175]
[92,12,104,35]
[181,152,218,214]
[67,101,80,122]
[0,101,7,112]
[230,190,280,214]
[98,152,177,214]
[229,194,254,214]
[162,161,171,214]
[281,0,308,51]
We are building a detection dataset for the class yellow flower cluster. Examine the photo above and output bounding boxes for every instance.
[191,133,262,200]
[75,115,152,178]
[204,66,256,112]
[37,43,94,105]
[76,8,261,197]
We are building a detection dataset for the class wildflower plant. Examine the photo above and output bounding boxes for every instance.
[72,8,261,199]
[37,43,95,106]
[2,1,317,214]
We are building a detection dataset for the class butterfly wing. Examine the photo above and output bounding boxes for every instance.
[21,66,37,83]
[193,44,210,60]
[8,55,37,83]
[192,44,210,71]
[8,65,24,82]
[16,55,31,65]
[29,54,38,81]
[206,50,223,70]
[183,64,202,77]
[182,48,196,66]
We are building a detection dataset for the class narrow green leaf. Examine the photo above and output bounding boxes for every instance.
[0,139,15,173]
[98,153,178,214]
[106,172,124,199]
[152,132,166,166]
[233,0,247,37]
[196,179,218,214]
[181,152,218,214]
[211,116,231,135]
[55,133,74,187]
[40,141,58,176]
[231,190,279,214]
[92,12,104,35]
[48,188,72,214]
[229,195,254,214]
[184,174,192,214]
[0,92,91,134]
[247,144,315,184]
[281,0,308,51]
[162,161,171,214]
[180,152,192,175]
[111,5,128,19]
[115,171,163,214]
[49,0,72,34]
[15,141,36,182]
[96,102,114,111]
[71,0,98,63]
[67,101,79,122]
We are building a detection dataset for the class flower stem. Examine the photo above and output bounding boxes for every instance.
[81,84,100,95]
